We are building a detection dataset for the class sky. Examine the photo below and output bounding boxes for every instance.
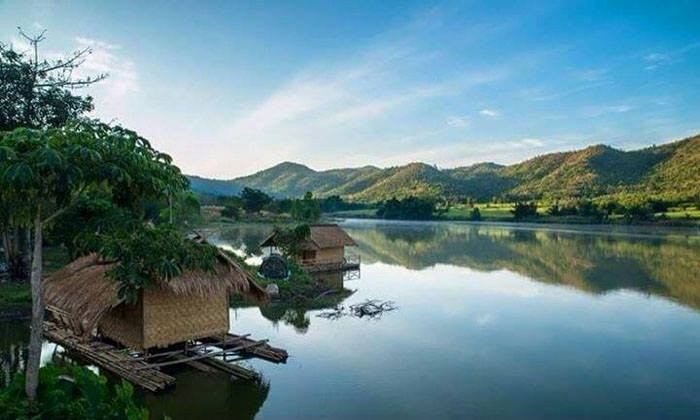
[1,0,699,178]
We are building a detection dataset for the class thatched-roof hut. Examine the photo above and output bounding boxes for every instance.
[260,224,357,268]
[44,241,266,351]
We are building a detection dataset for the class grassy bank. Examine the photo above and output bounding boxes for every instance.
[0,246,71,313]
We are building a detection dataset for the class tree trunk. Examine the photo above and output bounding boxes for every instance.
[1,232,10,270]
[21,228,32,279]
[25,215,43,404]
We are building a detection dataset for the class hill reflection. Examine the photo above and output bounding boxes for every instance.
[345,222,700,311]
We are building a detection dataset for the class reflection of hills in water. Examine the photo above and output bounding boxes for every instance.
[347,223,700,311]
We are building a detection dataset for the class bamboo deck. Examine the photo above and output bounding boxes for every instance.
[43,321,289,392]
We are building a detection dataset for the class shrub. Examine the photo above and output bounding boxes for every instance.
[511,202,538,220]
[221,205,241,219]
[0,364,149,420]
[468,207,482,221]
[377,197,435,220]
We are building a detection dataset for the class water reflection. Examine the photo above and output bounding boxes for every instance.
[233,270,357,333]
[0,320,27,386]
[344,221,700,311]
[145,370,270,419]
[3,221,700,419]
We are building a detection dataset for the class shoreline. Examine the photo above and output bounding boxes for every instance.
[326,212,700,229]
[329,216,700,238]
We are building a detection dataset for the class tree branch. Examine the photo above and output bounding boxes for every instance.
[39,47,92,73]
[36,75,107,88]
[42,183,90,225]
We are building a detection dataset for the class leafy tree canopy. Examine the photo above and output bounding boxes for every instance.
[101,225,218,303]
[268,224,311,258]
[241,187,272,213]
[0,364,149,420]
[0,119,187,226]
[0,33,104,131]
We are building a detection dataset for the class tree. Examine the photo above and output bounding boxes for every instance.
[377,196,435,220]
[269,224,311,258]
[0,120,187,404]
[468,207,482,221]
[291,191,321,221]
[240,187,272,213]
[0,28,105,281]
[221,204,241,219]
[511,202,538,220]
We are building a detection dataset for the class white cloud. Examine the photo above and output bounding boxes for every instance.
[8,35,31,53]
[73,37,139,98]
[479,108,500,117]
[446,115,470,127]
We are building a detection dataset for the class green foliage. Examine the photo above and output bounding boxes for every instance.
[241,187,273,213]
[290,192,321,221]
[468,207,482,221]
[221,205,241,219]
[511,202,538,220]
[377,196,436,220]
[0,282,31,306]
[268,224,311,258]
[157,191,202,225]
[0,120,188,227]
[100,225,218,303]
[0,364,149,419]
[0,42,94,132]
[47,192,136,259]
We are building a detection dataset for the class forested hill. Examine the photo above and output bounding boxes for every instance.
[187,134,700,202]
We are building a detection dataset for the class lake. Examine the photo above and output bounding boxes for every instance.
[3,220,700,419]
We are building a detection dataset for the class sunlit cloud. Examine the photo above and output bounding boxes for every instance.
[479,108,501,118]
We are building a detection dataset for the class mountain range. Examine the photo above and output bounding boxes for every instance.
[188,134,700,202]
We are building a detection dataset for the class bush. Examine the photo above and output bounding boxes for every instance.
[468,207,481,221]
[221,205,241,219]
[0,364,149,420]
[377,197,435,220]
[511,202,538,220]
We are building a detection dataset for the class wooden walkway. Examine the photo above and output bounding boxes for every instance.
[44,321,175,392]
[43,322,289,392]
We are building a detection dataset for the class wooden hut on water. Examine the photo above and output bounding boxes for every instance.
[44,242,267,351]
[260,224,360,273]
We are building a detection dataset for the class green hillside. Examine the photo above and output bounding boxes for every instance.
[187,134,700,202]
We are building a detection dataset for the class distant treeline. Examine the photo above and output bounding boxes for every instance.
[199,188,368,222]
[373,195,700,223]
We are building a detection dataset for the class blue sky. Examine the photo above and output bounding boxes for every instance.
[2,1,699,177]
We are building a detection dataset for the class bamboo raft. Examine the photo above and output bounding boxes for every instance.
[43,321,288,392]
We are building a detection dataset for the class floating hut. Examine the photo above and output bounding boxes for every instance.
[260,224,360,273]
[42,236,287,391]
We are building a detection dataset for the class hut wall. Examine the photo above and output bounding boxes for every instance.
[142,287,230,349]
[99,288,230,350]
[315,247,344,263]
[99,297,144,350]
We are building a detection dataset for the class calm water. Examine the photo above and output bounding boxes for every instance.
[3,220,700,419]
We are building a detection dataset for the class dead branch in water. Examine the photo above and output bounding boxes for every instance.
[317,299,398,320]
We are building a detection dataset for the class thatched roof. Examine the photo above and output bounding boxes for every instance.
[44,238,267,338]
[260,224,357,251]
